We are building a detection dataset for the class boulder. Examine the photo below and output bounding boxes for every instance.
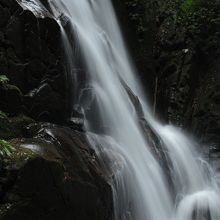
[0,123,113,220]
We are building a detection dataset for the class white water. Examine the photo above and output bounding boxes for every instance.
[28,0,220,219]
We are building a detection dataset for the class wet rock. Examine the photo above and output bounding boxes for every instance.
[77,87,105,133]
[112,0,158,103]
[0,83,23,115]
[123,82,144,119]
[16,0,52,18]
[151,1,220,155]
[5,16,24,57]
[114,0,220,158]
[67,117,85,132]
[0,123,113,220]
[0,5,10,28]
[0,0,69,124]
[25,82,66,123]
[0,114,35,139]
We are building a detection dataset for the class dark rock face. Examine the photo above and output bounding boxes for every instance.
[114,0,220,157]
[0,123,113,220]
[0,1,113,219]
[0,0,69,123]
[112,0,158,104]
[153,1,220,158]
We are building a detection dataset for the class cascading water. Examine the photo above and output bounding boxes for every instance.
[26,0,220,219]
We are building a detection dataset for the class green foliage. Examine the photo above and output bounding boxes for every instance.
[181,0,195,12]
[6,146,37,167]
[0,111,7,119]
[0,113,35,139]
[0,75,9,84]
[0,110,10,133]
[0,139,15,158]
[0,139,38,168]
[180,0,220,12]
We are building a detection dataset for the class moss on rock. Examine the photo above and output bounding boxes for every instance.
[0,113,35,139]
[0,75,9,84]
[0,124,113,220]
[3,144,38,168]
[0,141,39,219]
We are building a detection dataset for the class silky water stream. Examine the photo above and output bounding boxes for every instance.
[28,0,220,219]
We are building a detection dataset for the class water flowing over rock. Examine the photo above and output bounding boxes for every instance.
[0,0,219,220]
[47,0,220,220]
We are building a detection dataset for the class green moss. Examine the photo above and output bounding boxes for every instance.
[180,0,220,12]
[0,145,38,218]
[0,139,35,172]
[0,140,38,168]
[5,146,38,168]
[0,111,7,120]
[0,114,35,139]
[0,75,9,85]
[181,0,194,12]
[0,111,10,135]
[0,74,22,97]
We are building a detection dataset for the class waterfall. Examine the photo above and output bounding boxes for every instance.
[27,0,220,219]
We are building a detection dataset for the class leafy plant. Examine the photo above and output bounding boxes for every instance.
[0,110,9,132]
[180,0,220,12]
[0,140,15,158]
[181,0,194,12]
[0,111,7,120]
[0,75,9,84]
